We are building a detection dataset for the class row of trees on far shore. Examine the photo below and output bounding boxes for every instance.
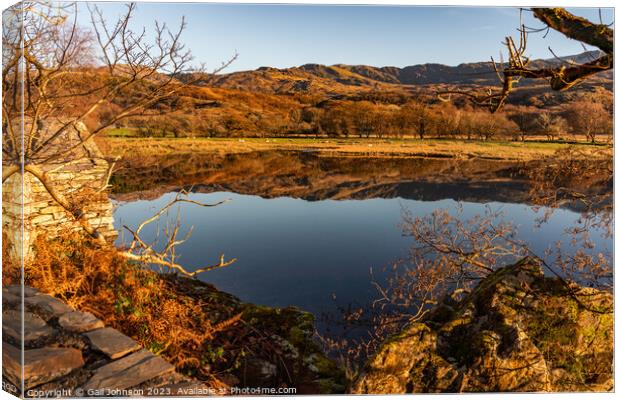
[122,88,612,143]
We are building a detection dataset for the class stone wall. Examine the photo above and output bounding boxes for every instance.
[2,285,205,397]
[2,142,117,264]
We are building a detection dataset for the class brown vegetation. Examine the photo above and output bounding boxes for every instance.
[15,232,235,385]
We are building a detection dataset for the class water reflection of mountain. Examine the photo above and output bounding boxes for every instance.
[108,150,594,208]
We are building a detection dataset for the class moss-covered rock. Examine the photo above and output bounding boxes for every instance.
[238,303,346,393]
[352,257,613,393]
[167,276,346,394]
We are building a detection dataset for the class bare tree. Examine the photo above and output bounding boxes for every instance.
[537,111,567,142]
[349,101,377,138]
[2,1,236,275]
[440,8,613,112]
[3,2,235,172]
[403,102,431,140]
[563,101,611,144]
[506,105,538,141]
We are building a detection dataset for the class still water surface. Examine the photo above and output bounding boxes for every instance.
[113,190,611,333]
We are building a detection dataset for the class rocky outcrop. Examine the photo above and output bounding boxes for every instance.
[353,257,613,393]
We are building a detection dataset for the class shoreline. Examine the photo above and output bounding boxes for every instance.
[98,136,610,162]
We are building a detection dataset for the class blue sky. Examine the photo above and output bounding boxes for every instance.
[78,3,613,72]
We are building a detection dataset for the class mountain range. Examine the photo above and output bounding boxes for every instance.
[205,50,612,95]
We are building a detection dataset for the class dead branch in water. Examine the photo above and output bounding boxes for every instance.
[119,190,237,277]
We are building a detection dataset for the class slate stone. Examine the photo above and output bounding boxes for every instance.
[58,311,104,333]
[3,342,84,389]
[24,294,73,319]
[85,328,141,359]
[82,349,175,391]
[2,310,54,343]
[6,285,39,297]
[2,342,22,387]
[2,288,21,307]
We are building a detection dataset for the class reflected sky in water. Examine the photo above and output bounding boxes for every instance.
[113,191,611,330]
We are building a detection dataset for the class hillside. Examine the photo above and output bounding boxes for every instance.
[207,50,612,94]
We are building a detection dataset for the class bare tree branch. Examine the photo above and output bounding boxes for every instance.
[118,190,237,277]
[438,7,613,112]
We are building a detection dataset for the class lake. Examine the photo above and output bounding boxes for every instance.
[111,152,612,335]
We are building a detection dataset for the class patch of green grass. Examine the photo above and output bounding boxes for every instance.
[105,127,139,137]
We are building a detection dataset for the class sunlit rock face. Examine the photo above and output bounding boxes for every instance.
[352,257,613,393]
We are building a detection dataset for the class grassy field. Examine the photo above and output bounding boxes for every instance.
[98,136,609,162]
